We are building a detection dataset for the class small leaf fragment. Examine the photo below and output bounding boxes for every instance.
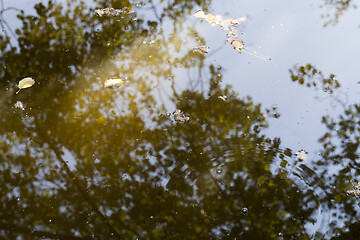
[16,77,35,94]
[345,181,360,196]
[173,109,190,122]
[193,45,210,54]
[218,95,227,101]
[14,101,25,110]
[295,149,308,161]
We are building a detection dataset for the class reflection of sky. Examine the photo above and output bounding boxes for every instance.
[186,0,360,156]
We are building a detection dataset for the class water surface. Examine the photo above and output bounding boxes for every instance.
[1,0,360,239]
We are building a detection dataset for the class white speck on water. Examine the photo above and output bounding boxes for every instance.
[14,101,25,110]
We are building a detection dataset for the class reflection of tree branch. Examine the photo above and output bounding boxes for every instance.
[0,1,20,43]
[322,0,353,26]
[321,89,348,110]
[38,124,142,239]
[0,6,21,14]
[149,1,162,24]
[0,223,93,240]
[156,77,167,107]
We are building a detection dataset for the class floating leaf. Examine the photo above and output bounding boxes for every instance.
[295,149,308,161]
[230,39,270,61]
[104,78,126,88]
[95,7,134,17]
[193,45,210,54]
[16,77,35,94]
[231,40,245,53]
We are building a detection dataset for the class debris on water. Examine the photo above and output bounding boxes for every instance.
[231,40,245,53]
[218,95,227,101]
[295,149,308,161]
[345,181,360,196]
[346,189,360,196]
[195,10,270,61]
[14,101,25,110]
[104,78,126,88]
[193,45,210,54]
[16,77,35,94]
[228,37,269,61]
[194,10,246,31]
[95,7,134,17]
[227,27,237,38]
[242,207,248,213]
[173,109,190,122]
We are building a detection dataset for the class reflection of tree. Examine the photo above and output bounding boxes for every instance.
[290,64,348,109]
[317,103,360,236]
[290,64,340,94]
[322,0,355,26]
[289,63,360,237]
[1,0,360,239]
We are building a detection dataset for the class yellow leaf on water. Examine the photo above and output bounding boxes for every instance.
[104,78,126,88]
[16,77,35,94]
